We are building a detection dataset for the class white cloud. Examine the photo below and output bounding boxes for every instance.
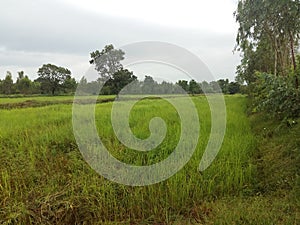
[63,0,237,33]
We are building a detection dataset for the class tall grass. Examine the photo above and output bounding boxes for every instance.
[0,95,116,104]
[0,95,257,224]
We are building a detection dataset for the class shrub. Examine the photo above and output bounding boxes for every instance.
[252,72,300,120]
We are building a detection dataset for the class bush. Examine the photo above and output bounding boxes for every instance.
[252,72,300,120]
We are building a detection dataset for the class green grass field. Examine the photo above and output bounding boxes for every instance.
[0,95,116,109]
[0,95,299,224]
[0,95,77,103]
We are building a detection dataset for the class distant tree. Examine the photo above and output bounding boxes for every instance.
[77,76,100,95]
[160,81,175,94]
[110,69,137,94]
[90,44,125,81]
[176,80,189,92]
[89,44,141,95]
[217,79,229,94]
[37,64,71,95]
[228,82,240,95]
[30,81,41,94]
[100,81,114,95]
[1,71,14,94]
[77,76,88,94]
[210,81,221,93]
[18,76,32,94]
[200,81,213,93]
[189,79,201,94]
[17,71,24,80]
[142,75,157,94]
[62,75,77,93]
[15,71,32,94]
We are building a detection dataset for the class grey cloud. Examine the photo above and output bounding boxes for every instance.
[1,0,235,53]
[0,0,240,80]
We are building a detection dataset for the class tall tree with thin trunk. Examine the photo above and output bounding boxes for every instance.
[234,0,300,88]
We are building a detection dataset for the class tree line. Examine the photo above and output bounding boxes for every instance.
[0,68,241,96]
[0,44,241,96]
[83,44,241,95]
[78,75,241,95]
[0,67,77,95]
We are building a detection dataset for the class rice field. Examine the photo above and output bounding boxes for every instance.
[0,95,298,224]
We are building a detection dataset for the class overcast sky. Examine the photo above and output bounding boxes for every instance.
[0,0,240,82]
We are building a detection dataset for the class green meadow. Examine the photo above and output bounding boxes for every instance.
[0,95,299,224]
[0,95,116,109]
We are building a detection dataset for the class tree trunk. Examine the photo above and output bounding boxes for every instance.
[289,32,298,89]
[289,32,297,71]
[272,34,279,76]
[274,42,278,76]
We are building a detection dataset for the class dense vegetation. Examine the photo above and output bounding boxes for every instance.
[0,69,241,97]
[234,0,300,120]
[0,68,77,96]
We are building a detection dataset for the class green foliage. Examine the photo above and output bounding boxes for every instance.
[252,72,300,119]
[90,44,125,80]
[141,75,156,94]
[218,79,230,93]
[200,81,212,93]
[188,79,201,95]
[235,0,300,85]
[1,66,77,96]
[0,71,14,94]
[37,64,72,95]
[105,69,137,95]
[15,71,42,95]
[176,80,189,92]
[16,75,31,94]
[62,75,77,94]
[235,0,300,121]
[228,81,241,94]
[235,35,275,85]
[78,73,239,96]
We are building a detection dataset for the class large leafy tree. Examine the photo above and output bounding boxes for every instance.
[37,64,71,95]
[90,44,125,81]
[235,34,275,84]
[89,44,139,95]
[234,0,300,87]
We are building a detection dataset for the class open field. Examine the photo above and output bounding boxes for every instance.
[0,95,116,109]
[0,95,78,104]
[0,95,189,109]
[0,95,299,224]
